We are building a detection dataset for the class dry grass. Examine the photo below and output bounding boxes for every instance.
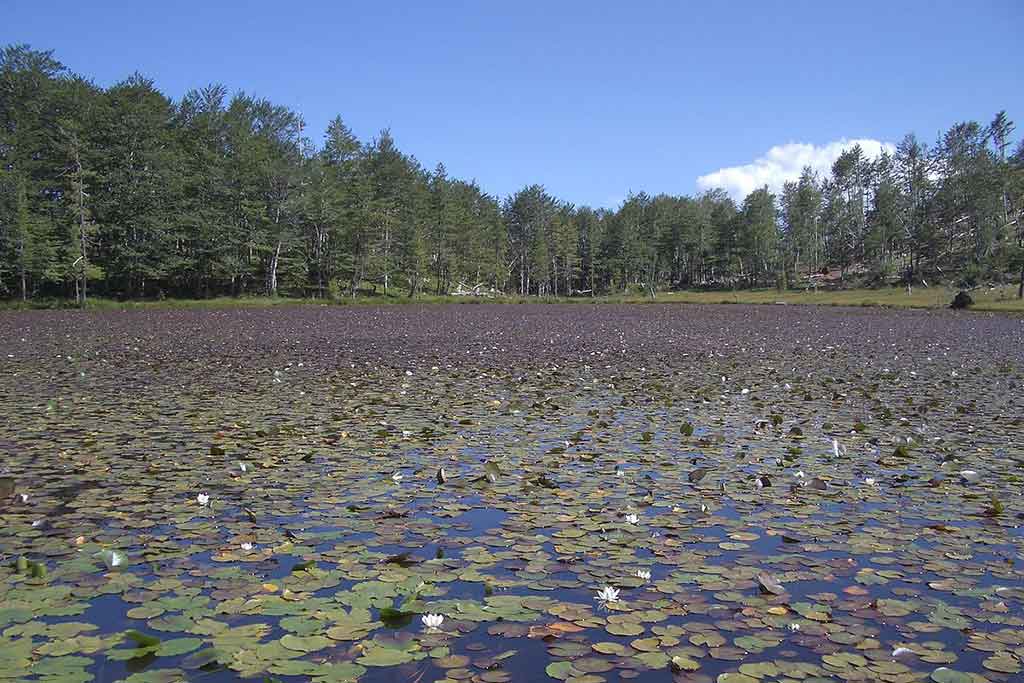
[629,285,1024,312]
[4,284,1022,313]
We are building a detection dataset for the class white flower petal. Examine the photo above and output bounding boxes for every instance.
[421,613,444,629]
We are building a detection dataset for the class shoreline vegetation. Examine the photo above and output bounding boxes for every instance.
[2,45,1023,310]
[3,284,1023,313]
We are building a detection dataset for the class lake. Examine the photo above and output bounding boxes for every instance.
[1,304,1022,683]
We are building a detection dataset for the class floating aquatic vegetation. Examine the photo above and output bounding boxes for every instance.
[94,549,127,570]
[421,613,444,631]
[594,586,620,606]
[0,304,1021,683]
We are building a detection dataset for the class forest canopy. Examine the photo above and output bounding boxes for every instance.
[1,44,1022,303]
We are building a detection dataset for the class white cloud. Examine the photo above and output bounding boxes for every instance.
[696,138,896,202]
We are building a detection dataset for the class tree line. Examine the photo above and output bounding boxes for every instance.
[2,44,1023,304]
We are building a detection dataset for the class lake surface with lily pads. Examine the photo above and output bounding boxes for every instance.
[1,304,1023,683]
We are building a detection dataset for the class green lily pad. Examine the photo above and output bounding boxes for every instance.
[930,668,973,683]
[280,634,332,653]
[546,661,575,680]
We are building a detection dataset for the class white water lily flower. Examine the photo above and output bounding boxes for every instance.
[624,513,639,525]
[17,493,29,503]
[794,471,806,479]
[595,586,620,604]
[421,613,444,630]
[391,472,403,483]
[700,503,710,514]
[240,542,254,551]
[788,622,801,631]
[865,478,877,486]
[196,493,210,506]
[95,549,126,569]
[891,647,913,658]
[636,569,651,582]
[238,462,248,473]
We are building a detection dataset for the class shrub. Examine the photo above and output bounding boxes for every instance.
[327,279,343,301]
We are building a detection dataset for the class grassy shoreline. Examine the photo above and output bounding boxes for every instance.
[2,285,1023,313]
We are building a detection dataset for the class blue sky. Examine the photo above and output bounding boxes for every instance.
[4,1,1022,207]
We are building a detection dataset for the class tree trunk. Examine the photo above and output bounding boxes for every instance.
[315,223,326,298]
[267,240,282,297]
[76,148,88,310]
[350,244,365,298]
[383,215,391,297]
[1018,264,1023,299]
[407,269,418,298]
